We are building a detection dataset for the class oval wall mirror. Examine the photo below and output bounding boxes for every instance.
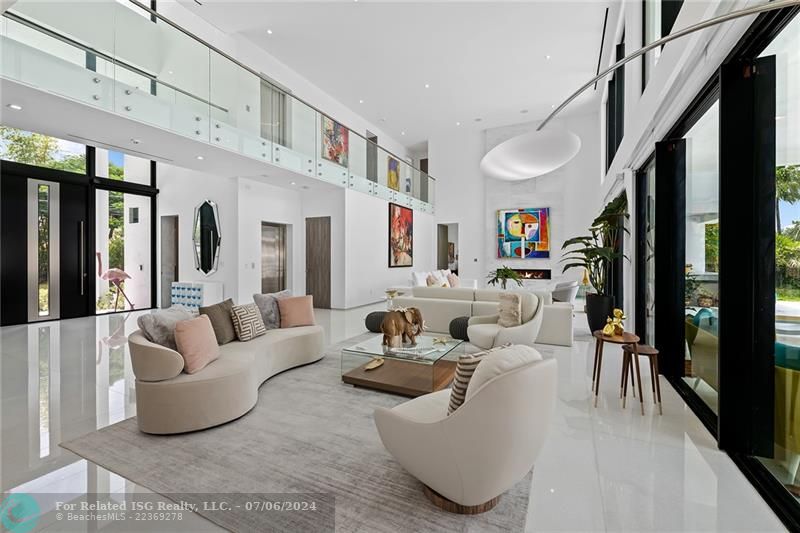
[193,200,221,276]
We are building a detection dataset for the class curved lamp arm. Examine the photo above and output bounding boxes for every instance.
[537,0,800,131]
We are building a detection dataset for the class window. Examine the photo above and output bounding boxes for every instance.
[94,148,151,185]
[606,33,625,170]
[95,190,152,313]
[643,0,685,89]
[763,12,800,504]
[683,100,720,413]
[0,127,86,173]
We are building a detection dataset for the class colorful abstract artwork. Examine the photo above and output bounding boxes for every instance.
[387,156,400,191]
[389,203,413,267]
[497,208,550,259]
[321,116,349,166]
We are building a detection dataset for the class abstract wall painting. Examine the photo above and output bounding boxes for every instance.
[321,116,349,167]
[389,203,413,267]
[387,156,400,191]
[497,208,551,259]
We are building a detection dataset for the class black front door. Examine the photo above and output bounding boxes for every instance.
[0,172,92,325]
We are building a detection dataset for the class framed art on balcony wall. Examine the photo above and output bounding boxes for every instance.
[321,116,349,167]
[387,156,400,191]
[389,202,413,267]
[497,208,551,259]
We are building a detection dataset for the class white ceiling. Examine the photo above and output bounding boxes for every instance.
[180,1,613,148]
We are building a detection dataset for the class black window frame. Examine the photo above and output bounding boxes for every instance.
[606,32,626,171]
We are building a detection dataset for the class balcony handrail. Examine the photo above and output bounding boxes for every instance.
[2,10,230,114]
[126,0,434,181]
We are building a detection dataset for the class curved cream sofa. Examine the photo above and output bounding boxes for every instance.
[128,325,325,434]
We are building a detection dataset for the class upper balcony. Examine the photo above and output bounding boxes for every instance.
[0,0,435,213]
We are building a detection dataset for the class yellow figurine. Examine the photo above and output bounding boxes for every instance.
[602,308,627,336]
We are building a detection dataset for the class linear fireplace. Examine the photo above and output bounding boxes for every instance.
[512,268,551,280]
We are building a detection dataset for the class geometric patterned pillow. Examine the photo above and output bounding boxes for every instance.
[230,303,267,342]
[447,344,510,415]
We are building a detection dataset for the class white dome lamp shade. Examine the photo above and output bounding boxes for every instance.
[480,128,581,181]
[481,0,800,181]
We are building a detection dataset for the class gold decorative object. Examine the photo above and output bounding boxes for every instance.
[602,308,627,336]
[364,357,384,371]
[385,289,398,299]
[432,337,449,345]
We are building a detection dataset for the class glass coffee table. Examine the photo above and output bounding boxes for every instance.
[341,335,464,397]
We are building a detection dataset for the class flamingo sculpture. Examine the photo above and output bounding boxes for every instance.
[97,252,134,311]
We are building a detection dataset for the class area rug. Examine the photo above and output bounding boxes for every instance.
[61,333,532,532]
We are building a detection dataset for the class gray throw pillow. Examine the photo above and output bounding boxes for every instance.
[137,306,192,351]
[253,290,292,330]
[199,298,236,345]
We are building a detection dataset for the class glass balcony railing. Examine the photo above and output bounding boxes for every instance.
[0,0,435,213]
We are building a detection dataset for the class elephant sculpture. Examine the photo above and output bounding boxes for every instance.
[381,307,425,346]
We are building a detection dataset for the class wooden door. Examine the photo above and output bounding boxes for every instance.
[160,215,179,308]
[306,216,331,309]
[437,224,449,270]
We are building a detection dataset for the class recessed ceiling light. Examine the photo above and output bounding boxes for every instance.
[455,122,461,126]
[424,83,430,89]
[520,109,529,114]
[776,115,785,120]
[131,138,141,145]
[168,70,173,75]
[267,29,273,35]
[551,104,556,109]
[6,104,22,111]
[290,181,297,185]
[401,131,405,135]
[546,55,551,60]
[359,99,364,104]
[196,155,204,160]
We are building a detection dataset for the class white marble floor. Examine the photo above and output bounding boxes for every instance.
[0,305,787,532]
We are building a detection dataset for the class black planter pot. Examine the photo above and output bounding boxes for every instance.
[585,293,615,333]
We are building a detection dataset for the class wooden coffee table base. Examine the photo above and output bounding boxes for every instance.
[342,358,456,397]
[422,485,500,514]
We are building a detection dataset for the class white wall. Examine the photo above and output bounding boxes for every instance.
[344,190,436,308]
[157,164,239,301]
[429,111,601,289]
[236,178,305,303]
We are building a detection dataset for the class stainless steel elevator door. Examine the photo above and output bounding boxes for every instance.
[261,222,286,294]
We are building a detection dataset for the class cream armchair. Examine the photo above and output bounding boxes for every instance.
[467,291,543,349]
[374,356,556,510]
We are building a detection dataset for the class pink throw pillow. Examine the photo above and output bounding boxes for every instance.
[278,295,316,328]
[426,274,438,287]
[174,315,220,374]
[447,273,460,288]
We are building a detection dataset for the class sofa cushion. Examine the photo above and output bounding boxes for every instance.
[426,273,440,287]
[448,344,508,414]
[447,273,460,288]
[498,292,522,327]
[412,271,429,287]
[411,286,475,301]
[472,301,499,317]
[253,290,292,330]
[466,345,543,401]
[231,303,267,341]
[199,298,236,345]
[279,295,316,328]
[174,315,220,374]
[393,296,473,333]
[136,306,192,351]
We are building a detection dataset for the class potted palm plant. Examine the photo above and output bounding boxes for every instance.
[561,195,628,332]
[487,265,523,290]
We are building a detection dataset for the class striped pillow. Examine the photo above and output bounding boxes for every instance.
[230,303,267,342]
[447,344,509,414]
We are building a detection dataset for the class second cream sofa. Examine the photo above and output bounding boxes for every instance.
[392,287,574,346]
[128,325,325,434]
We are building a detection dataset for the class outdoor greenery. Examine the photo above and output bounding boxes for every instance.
[777,164,800,234]
[561,194,628,296]
[777,164,800,300]
[704,223,719,273]
[0,127,127,311]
